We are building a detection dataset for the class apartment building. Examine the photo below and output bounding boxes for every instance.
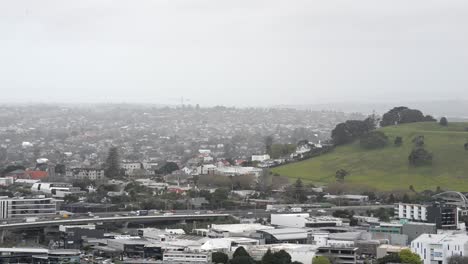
[65,168,105,181]
[411,233,468,264]
[0,196,58,219]
[395,202,458,229]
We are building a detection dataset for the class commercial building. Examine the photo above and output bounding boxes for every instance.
[0,196,58,219]
[31,182,84,198]
[257,228,309,244]
[411,233,468,264]
[315,246,358,264]
[395,202,459,229]
[65,168,105,181]
[401,222,437,243]
[376,244,409,259]
[271,214,342,228]
[0,248,80,263]
[252,154,271,162]
[162,251,211,263]
[323,195,369,204]
[59,225,105,249]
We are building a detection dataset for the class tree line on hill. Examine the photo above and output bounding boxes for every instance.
[329,107,455,180]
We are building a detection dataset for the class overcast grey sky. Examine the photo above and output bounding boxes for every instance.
[1,0,468,106]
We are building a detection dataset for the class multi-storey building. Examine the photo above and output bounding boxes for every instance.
[394,202,458,229]
[411,233,468,264]
[315,246,358,264]
[65,168,105,181]
[0,196,58,219]
[31,182,84,198]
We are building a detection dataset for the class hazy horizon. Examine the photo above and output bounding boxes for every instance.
[1,0,468,106]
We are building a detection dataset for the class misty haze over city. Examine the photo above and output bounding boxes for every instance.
[2,1,468,264]
[1,0,468,107]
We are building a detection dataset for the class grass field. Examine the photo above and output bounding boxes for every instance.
[272,122,468,191]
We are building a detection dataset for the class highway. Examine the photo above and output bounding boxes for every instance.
[0,214,230,231]
[0,204,394,230]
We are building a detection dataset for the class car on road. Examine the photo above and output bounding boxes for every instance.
[247,212,253,215]
[194,211,201,215]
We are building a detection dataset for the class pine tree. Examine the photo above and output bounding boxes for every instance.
[105,146,121,179]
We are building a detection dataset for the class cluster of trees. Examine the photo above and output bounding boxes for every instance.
[212,247,302,264]
[380,106,436,127]
[335,169,349,182]
[156,162,180,175]
[408,135,433,166]
[331,117,376,146]
[359,131,389,149]
[104,147,125,179]
[1,164,26,176]
[377,249,422,264]
[264,135,299,159]
[269,144,297,159]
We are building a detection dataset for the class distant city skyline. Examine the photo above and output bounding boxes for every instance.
[1,0,468,106]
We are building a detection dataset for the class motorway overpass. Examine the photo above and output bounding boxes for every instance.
[0,213,230,231]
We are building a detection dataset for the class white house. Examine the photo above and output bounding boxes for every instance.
[252,154,270,162]
[411,233,468,264]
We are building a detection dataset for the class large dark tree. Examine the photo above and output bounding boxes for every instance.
[380,106,409,126]
[231,247,255,264]
[408,147,433,166]
[261,249,276,264]
[335,169,349,182]
[399,109,425,124]
[294,178,306,203]
[265,136,274,155]
[212,252,228,264]
[272,250,292,264]
[360,131,389,149]
[439,117,448,126]
[394,136,403,146]
[380,107,426,127]
[157,162,179,175]
[104,147,122,179]
[331,118,374,146]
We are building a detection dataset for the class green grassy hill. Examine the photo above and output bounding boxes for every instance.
[272,122,468,191]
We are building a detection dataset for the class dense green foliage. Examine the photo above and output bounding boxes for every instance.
[157,161,179,175]
[104,146,123,179]
[331,118,375,146]
[394,136,403,146]
[408,147,433,166]
[212,252,229,264]
[270,144,297,159]
[272,122,468,191]
[360,131,389,149]
[440,117,448,126]
[231,247,255,264]
[380,106,430,127]
[377,254,401,264]
[399,249,422,264]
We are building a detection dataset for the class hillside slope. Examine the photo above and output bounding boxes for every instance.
[272,122,468,191]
